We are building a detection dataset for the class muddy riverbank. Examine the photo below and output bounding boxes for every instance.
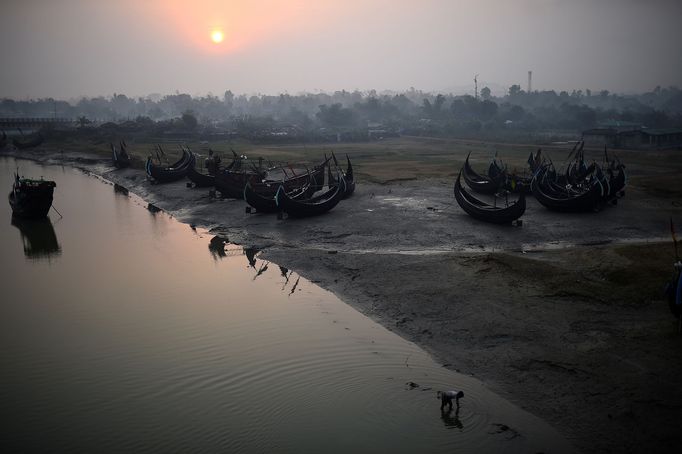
[4,145,682,453]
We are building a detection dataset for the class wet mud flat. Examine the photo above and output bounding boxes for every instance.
[5,147,682,453]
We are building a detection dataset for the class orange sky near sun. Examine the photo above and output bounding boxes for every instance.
[154,0,345,55]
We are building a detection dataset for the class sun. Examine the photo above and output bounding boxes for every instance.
[211,29,224,44]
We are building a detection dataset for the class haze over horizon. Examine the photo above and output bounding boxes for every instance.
[2,0,681,100]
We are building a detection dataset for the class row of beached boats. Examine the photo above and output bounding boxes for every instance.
[454,141,627,224]
[111,143,355,218]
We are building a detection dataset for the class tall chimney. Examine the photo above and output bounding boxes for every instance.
[527,70,532,93]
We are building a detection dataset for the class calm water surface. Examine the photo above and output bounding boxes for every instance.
[0,157,571,453]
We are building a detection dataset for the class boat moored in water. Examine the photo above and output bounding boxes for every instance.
[8,172,56,219]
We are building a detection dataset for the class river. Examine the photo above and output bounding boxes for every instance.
[0,156,571,453]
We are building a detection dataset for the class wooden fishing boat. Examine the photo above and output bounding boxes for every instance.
[531,166,602,212]
[275,175,345,217]
[215,169,261,198]
[486,155,530,194]
[264,156,329,194]
[488,158,506,180]
[13,133,44,149]
[328,153,355,198]
[187,152,217,187]
[462,152,505,195]
[8,173,56,219]
[527,149,544,174]
[454,171,525,224]
[567,161,596,185]
[263,167,318,197]
[307,157,330,193]
[145,148,193,183]
[243,178,311,213]
[217,156,326,199]
[112,142,131,169]
[214,152,272,198]
[535,166,585,198]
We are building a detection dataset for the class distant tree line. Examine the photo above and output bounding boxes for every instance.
[2,85,681,140]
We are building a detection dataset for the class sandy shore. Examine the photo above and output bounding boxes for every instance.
[5,146,682,453]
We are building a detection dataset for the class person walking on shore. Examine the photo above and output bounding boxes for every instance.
[437,390,464,412]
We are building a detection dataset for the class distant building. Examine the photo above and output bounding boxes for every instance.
[583,122,682,149]
[594,120,642,133]
[582,129,617,147]
[619,129,682,149]
[367,121,400,140]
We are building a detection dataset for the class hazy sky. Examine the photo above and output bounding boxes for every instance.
[2,0,681,99]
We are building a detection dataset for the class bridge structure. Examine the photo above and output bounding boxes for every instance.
[0,117,74,130]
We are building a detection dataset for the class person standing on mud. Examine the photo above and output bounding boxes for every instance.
[437,390,464,412]
[205,149,220,176]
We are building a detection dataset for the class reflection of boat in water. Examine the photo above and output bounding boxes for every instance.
[208,236,227,259]
[207,235,246,261]
[244,247,259,268]
[11,216,61,259]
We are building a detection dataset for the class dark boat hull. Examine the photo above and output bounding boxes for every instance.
[112,144,131,169]
[341,155,356,198]
[531,171,602,212]
[112,151,131,169]
[8,183,56,219]
[244,181,280,212]
[454,172,525,224]
[217,157,326,199]
[217,168,310,199]
[215,171,254,198]
[187,154,216,187]
[329,153,355,198]
[462,153,504,195]
[146,149,193,183]
[275,178,344,217]
[244,180,310,213]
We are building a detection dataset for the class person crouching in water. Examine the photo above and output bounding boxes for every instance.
[437,390,464,411]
